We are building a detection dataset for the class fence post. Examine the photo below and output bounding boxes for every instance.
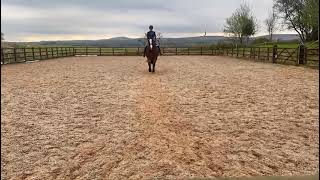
[32,47,35,60]
[232,47,234,57]
[176,47,178,55]
[305,48,308,65]
[258,47,260,60]
[242,47,245,57]
[40,48,43,60]
[137,47,140,55]
[252,47,255,59]
[1,48,5,64]
[23,48,27,61]
[112,48,114,56]
[51,47,54,58]
[46,48,48,59]
[236,45,239,57]
[23,48,27,62]
[99,47,102,56]
[267,47,270,61]
[188,47,190,55]
[13,48,17,62]
[272,45,277,63]
[298,44,306,65]
[200,47,203,55]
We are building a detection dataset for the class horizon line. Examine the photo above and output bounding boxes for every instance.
[3,33,299,43]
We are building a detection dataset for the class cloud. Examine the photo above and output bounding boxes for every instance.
[1,0,295,41]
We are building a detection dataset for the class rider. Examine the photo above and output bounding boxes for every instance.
[143,25,162,57]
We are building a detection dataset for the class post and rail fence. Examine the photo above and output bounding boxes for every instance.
[1,46,318,68]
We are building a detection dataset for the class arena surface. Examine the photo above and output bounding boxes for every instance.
[1,56,319,179]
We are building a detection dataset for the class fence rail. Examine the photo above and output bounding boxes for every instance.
[1,46,318,68]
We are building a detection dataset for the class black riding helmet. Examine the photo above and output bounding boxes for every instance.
[149,25,153,30]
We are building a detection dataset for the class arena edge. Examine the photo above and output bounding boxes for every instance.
[1,46,318,68]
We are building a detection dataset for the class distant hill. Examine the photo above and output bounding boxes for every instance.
[36,36,229,47]
[254,34,300,41]
[7,34,299,47]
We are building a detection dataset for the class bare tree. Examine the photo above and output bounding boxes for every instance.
[224,2,258,45]
[264,9,278,41]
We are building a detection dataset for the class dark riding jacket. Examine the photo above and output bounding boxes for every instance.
[147,30,156,42]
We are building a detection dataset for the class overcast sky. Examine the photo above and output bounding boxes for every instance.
[1,0,295,42]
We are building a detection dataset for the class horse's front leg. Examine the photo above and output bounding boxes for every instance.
[152,62,156,72]
[148,62,151,72]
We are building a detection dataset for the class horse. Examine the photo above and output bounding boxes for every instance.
[145,39,159,72]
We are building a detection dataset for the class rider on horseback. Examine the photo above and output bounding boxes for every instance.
[143,25,162,57]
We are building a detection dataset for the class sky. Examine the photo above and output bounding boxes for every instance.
[1,0,295,42]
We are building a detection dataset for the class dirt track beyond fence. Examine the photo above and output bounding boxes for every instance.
[1,56,319,179]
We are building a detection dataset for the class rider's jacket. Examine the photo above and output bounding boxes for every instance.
[147,31,156,41]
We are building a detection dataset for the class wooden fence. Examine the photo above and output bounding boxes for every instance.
[1,46,318,68]
[1,47,74,64]
[223,45,319,68]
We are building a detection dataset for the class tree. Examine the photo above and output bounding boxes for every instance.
[1,32,4,41]
[303,0,319,40]
[264,9,278,41]
[274,0,319,42]
[224,3,258,45]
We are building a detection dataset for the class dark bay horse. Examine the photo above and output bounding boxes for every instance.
[145,39,159,72]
